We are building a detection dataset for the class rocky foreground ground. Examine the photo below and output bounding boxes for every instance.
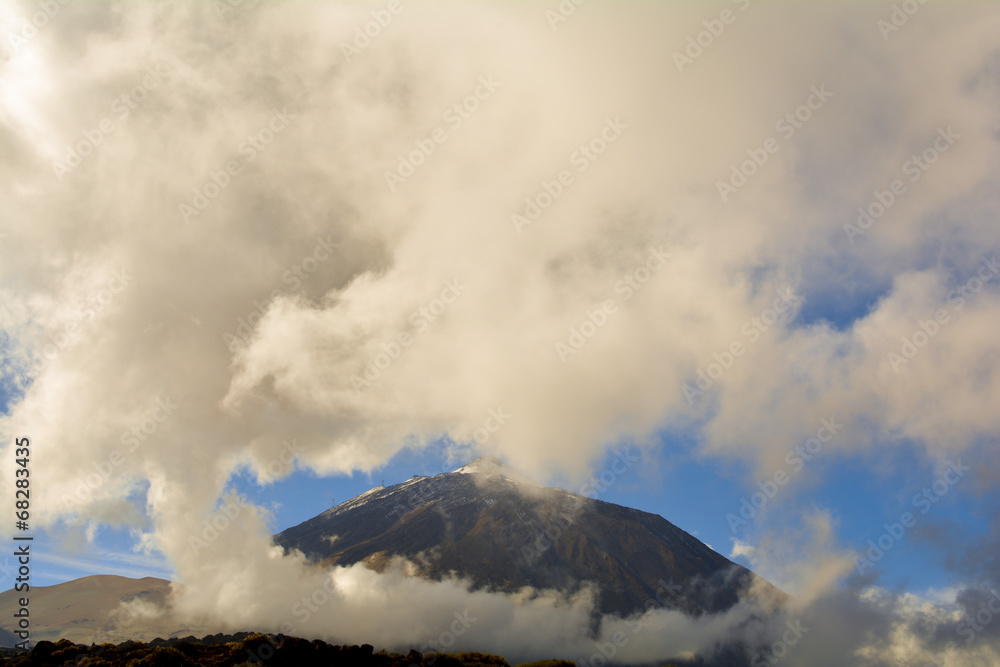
[0,632,578,667]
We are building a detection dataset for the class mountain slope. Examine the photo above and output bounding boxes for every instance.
[275,456,784,618]
[0,575,214,646]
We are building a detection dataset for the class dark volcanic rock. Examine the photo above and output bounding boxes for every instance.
[0,634,516,667]
[274,456,785,618]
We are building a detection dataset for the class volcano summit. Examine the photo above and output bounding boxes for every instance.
[275,456,784,618]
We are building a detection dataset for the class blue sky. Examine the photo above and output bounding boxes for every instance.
[9,272,987,598]
[15,424,993,604]
[3,1,1000,663]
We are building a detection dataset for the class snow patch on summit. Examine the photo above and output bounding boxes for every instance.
[322,483,385,516]
[452,456,541,487]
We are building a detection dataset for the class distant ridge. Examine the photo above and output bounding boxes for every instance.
[0,575,211,646]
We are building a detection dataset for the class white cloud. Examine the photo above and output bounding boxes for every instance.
[1,0,1000,662]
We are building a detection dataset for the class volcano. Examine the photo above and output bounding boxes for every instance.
[274,456,784,618]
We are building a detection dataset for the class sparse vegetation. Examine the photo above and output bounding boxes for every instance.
[0,635,519,667]
[0,635,725,667]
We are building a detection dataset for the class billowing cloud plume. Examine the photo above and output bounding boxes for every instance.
[2,0,1000,662]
